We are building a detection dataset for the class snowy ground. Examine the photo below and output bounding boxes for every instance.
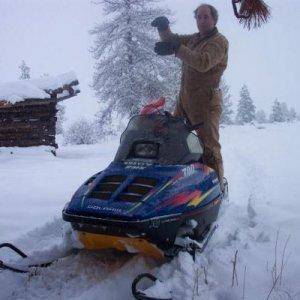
[0,123,300,300]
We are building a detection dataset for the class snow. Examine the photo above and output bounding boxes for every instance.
[1,123,300,299]
[0,71,78,104]
[0,81,49,103]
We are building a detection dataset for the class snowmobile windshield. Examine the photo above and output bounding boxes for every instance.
[114,114,203,165]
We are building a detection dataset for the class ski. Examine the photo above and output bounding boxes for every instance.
[131,223,218,300]
[0,243,71,274]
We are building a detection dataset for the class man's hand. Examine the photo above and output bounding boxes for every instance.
[154,38,181,56]
[151,16,170,31]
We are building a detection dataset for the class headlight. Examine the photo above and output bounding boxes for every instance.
[134,142,159,159]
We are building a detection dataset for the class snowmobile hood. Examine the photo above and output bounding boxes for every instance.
[63,160,220,221]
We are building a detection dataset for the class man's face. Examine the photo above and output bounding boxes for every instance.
[195,6,215,35]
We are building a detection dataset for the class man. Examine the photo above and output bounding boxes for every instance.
[152,4,228,191]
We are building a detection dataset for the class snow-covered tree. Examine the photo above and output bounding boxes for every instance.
[288,107,297,122]
[19,60,30,80]
[56,104,66,134]
[63,118,96,145]
[90,0,178,134]
[235,84,256,124]
[280,102,290,121]
[255,109,267,123]
[270,99,285,122]
[40,73,50,78]
[220,80,233,124]
[270,100,298,123]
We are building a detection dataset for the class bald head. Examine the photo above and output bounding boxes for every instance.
[194,4,219,24]
[194,4,218,35]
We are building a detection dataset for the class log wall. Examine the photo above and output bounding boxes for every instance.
[0,101,58,148]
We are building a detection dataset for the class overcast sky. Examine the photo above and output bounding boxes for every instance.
[0,0,299,125]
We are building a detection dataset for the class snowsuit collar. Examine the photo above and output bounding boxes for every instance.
[197,27,219,41]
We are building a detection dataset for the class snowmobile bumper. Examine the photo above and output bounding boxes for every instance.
[62,197,221,259]
[62,209,183,252]
[77,231,164,260]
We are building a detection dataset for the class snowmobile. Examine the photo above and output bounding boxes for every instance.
[0,98,227,300]
[61,98,228,299]
[62,98,226,263]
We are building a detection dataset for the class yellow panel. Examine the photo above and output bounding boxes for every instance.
[78,231,165,261]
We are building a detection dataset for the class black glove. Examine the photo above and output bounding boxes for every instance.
[151,16,170,31]
[154,38,181,56]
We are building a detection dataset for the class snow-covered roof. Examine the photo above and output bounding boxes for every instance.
[0,71,79,104]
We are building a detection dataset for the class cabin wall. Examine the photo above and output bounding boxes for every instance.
[0,101,58,148]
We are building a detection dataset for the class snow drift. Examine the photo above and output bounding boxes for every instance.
[0,123,300,299]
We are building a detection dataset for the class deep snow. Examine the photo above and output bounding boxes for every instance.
[0,123,300,300]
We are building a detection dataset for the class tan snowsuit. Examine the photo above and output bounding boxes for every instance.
[160,27,229,187]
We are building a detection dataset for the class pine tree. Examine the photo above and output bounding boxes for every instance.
[90,0,178,134]
[270,99,285,122]
[235,84,256,124]
[288,107,297,122]
[255,109,267,123]
[280,102,289,121]
[19,60,30,80]
[40,73,50,78]
[220,80,233,124]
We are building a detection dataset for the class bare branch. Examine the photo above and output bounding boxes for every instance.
[231,250,239,287]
